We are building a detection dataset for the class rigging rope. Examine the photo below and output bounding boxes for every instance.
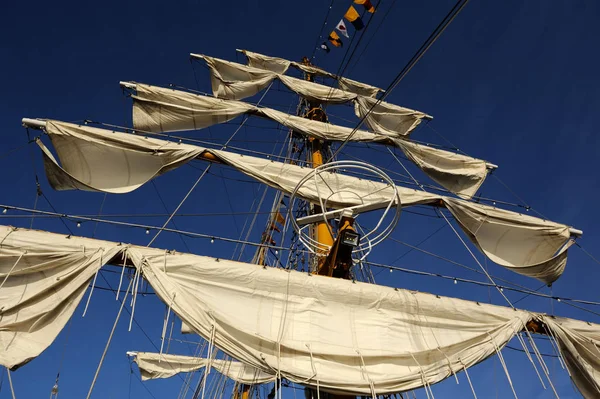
[85,278,133,399]
[310,0,335,60]
[328,0,471,161]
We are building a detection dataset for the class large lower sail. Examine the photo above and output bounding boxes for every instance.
[0,225,598,397]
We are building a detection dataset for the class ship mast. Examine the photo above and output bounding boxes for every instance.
[302,57,356,399]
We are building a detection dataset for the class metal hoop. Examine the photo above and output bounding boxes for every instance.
[288,160,401,260]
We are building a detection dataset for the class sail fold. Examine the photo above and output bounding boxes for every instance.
[130,352,275,384]
[354,95,432,137]
[132,84,255,133]
[0,226,121,369]
[393,139,489,199]
[0,225,596,397]
[199,55,276,100]
[38,120,203,193]
[443,198,572,284]
[36,120,573,281]
[542,316,600,399]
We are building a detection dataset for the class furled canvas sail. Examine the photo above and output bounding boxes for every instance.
[193,54,365,104]
[0,225,596,397]
[241,50,292,75]
[129,352,275,384]
[194,55,432,136]
[38,120,204,193]
[354,95,432,137]
[132,83,255,132]
[541,316,600,399]
[443,198,573,284]
[128,83,488,199]
[0,226,122,369]
[240,49,383,98]
[393,139,489,199]
[198,55,275,100]
[32,120,573,281]
[36,120,438,207]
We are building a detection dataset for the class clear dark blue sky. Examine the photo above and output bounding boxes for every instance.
[1,0,599,398]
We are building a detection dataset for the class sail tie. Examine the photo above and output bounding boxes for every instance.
[159,292,176,361]
[545,326,568,372]
[435,347,459,384]
[409,352,434,399]
[356,349,377,399]
[515,320,546,389]
[85,278,133,399]
[522,325,563,398]
[6,367,16,399]
[128,263,142,331]
[116,248,128,300]
[0,226,15,247]
[82,248,103,317]
[458,359,478,399]
[0,251,24,291]
[305,344,320,399]
[487,333,519,399]
[201,323,216,399]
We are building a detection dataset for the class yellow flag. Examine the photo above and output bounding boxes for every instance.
[344,6,365,30]
[328,31,343,47]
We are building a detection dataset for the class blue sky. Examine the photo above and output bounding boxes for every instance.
[1,0,599,398]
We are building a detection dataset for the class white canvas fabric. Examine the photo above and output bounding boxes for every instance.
[354,96,432,137]
[242,50,291,75]
[195,54,359,104]
[278,75,358,104]
[0,226,122,369]
[0,225,595,397]
[443,198,573,284]
[130,352,276,384]
[241,49,382,97]
[195,55,276,100]
[0,226,526,394]
[128,84,488,198]
[338,77,381,98]
[393,139,489,199]
[39,120,204,193]
[542,316,600,399]
[132,83,255,132]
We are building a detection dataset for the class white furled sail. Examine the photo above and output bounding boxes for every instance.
[31,120,574,280]
[240,49,383,98]
[132,83,255,132]
[129,352,275,384]
[393,139,489,199]
[0,225,597,397]
[199,55,275,100]
[128,83,488,199]
[0,226,122,369]
[354,95,433,137]
[38,120,204,193]
[541,316,600,399]
[35,120,439,207]
[193,55,432,135]
[193,54,362,104]
[240,50,292,75]
[443,198,573,284]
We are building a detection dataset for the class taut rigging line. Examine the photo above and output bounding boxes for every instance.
[329,0,471,161]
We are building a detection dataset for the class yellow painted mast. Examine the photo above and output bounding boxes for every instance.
[302,57,356,399]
